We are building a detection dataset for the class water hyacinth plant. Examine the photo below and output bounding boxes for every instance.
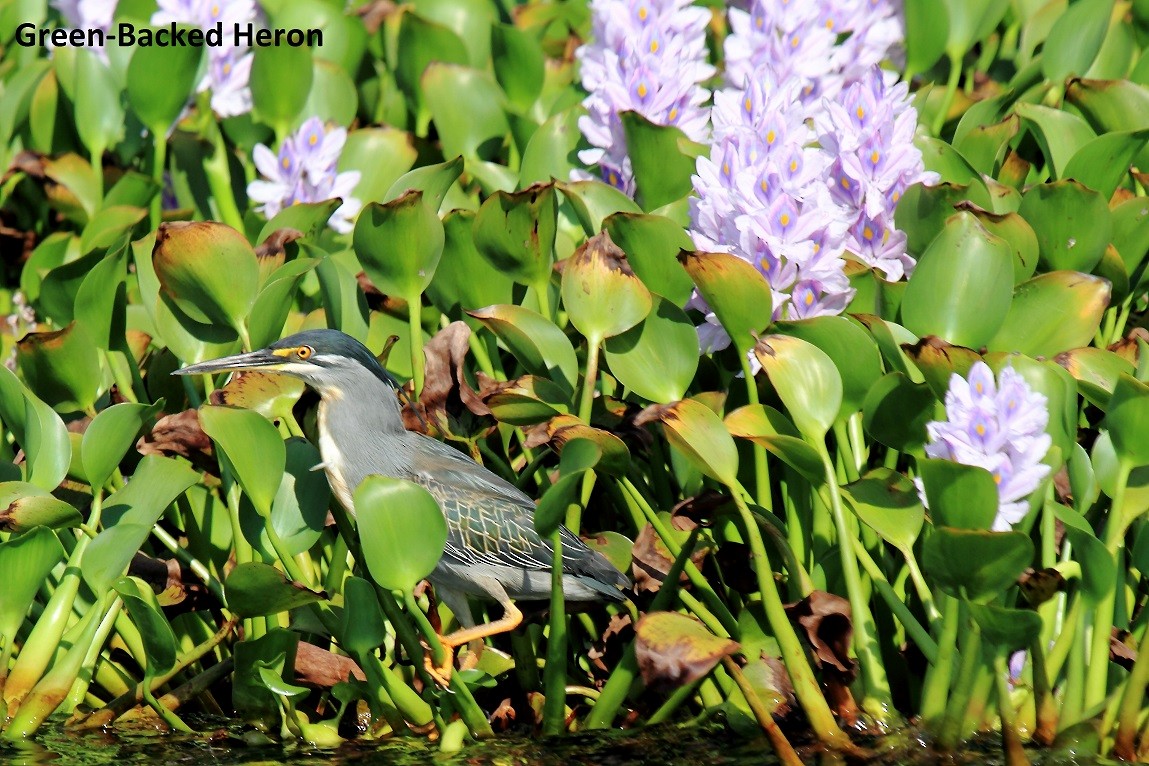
[1,0,1149,764]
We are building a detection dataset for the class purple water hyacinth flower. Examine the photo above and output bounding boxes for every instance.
[817,67,937,280]
[248,117,362,234]
[575,0,714,195]
[153,0,258,117]
[924,362,1052,531]
[50,0,115,55]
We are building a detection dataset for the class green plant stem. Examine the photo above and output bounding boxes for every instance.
[723,657,806,766]
[902,547,941,629]
[543,529,568,735]
[202,120,244,231]
[931,53,962,137]
[832,422,861,484]
[64,597,126,711]
[921,594,961,728]
[534,277,552,323]
[937,610,981,750]
[646,676,703,725]
[739,353,772,511]
[816,448,897,726]
[142,677,193,733]
[1087,460,1131,709]
[149,135,166,231]
[406,290,424,396]
[852,539,937,662]
[993,653,1031,766]
[578,334,602,424]
[1114,615,1149,758]
[727,488,854,751]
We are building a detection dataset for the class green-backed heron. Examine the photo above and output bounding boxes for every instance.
[176,329,629,680]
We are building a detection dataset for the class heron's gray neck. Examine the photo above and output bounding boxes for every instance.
[315,367,406,441]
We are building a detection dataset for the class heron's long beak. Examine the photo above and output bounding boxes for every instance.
[172,348,286,376]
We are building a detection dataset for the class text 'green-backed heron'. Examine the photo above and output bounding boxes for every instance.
[176,329,629,681]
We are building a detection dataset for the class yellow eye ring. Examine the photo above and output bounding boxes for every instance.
[297,345,314,360]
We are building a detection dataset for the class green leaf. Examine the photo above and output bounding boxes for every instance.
[0,483,82,531]
[774,316,882,421]
[724,404,825,485]
[248,258,319,350]
[518,108,581,188]
[561,231,652,342]
[1014,102,1097,178]
[153,221,259,335]
[473,184,557,287]
[393,10,469,109]
[81,402,162,490]
[620,111,701,211]
[467,304,578,394]
[338,128,418,210]
[953,114,1019,176]
[422,64,509,161]
[485,376,571,425]
[0,366,71,491]
[72,49,123,159]
[968,603,1043,651]
[1057,347,1134,408]
[922,527,1033,602]
[83,456,199,595]
[256,200,341,244]
[339,575,387,654]
[114,576,179,676]
[914,136,993,206]
[604,296,698,403]
[962,206,1040,284]
[1062,129,1149,199]
[918,459,1000,530]
[0,527,64,645]
[250,42,313,131]
[1018,180,1112,273]
[353,191,445,298]
[603,213,695,306]
[491,23,544,112]
[535,471,585,537]
[987,271,1111,357]
[355,476,447,592]
[754,334,843,440]
[861,372,935,451]
[16,324,104,413]
[557,180,643,236]
[843,469,925,553]
[384,155,465,212]
[679,250,773,356]
[894,182,978,258]
[1103,375,1149,467]
[225,561,328,618]
[903,0,948,77]
[126,38,203,134]
[1041,0,1114,83]
[301,59,358,127]
[426,210,515,317]
[645,398,740,487]
[267,439,331,557]
[1051,503,1115,605]
[200,405,286,517]
[79,206,146,254]
[943,0,1011,58]
[901,211,1015,348]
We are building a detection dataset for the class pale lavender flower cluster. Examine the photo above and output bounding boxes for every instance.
[816,68,936,281]
[152,0,258,117]
[50,0,115,55]
[248,117,362,234]
[689,73,854,341]
[924,362,1052,531]
[576,0,714,195]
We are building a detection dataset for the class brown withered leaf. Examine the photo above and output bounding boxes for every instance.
[126,552,219,614]
[254,227,303,273]
[489,697,517,732]
[418,321,490,429]
[630,520,708,594]
[1112,628,1137,670]
[1109,327,1149,365]
[784,591,857,681]
[1019,567,1066,607]
[295,641,366,688]
[136,409,214,471]
[635,611,739,692]
[588,612,633,675]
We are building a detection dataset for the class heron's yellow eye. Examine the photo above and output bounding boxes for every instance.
[297,345,314,360]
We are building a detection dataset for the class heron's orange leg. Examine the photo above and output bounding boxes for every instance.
[423,603,523,686]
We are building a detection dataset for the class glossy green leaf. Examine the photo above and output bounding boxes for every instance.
[225,562,328,618]
[843,469,925,553]
[1104,375,1149,467]
[338,128,418,210]
[918,459,999,530]
[302,59,358,127]
[81,402,162,490]
[114,576,178,676]
[518,108,581,188]
[0,483,81,531]
[1057,347,1134,408]
[645,398,739,487]
[250,42,313,132]
[604,296,698,403]
[384,156,464,212]
[426,210,514,318]
[255,201,340,245]
[1062,129,1149,199]
[72,49,123,159]
[74,240,128,349]
[473,184,557,287]
[422,64,509,161]
[894,182,975,257]
[775,317,882,420]
[724,404,824,484]
[126,39,203,135]
[485,375,571,425]
[922,527,1033,602]
[603,213,694,306]
[562,231,652,342]
[903,0,948,77]
[491,23,544,112]
[1014,102,1097,178]
[968,603,1043,651]
[680,250,773,356]
[153,221,259,334]
[1018,180,1111,273]
[83,456,199,595]
[987,271,1110,357]
[353,191,445,298]
[901,211,1015,348]
[394,10,469,107]
[1041,0,1114,83]
[754,334,843,440]
[265,439,331,557]
[248,258,319,350]
[1052,503,1115,605]
[861,372,935,451]
[1112,196,1149,278]
[558,180,643,236]
[943,0,1011,58]
[200,405,286,517]
[1066,78,1149,136]
[79,206,146,255]
[339,575,387,654]
[0,365,70,491]
[620,111,701,211]
[355,476,447,592]
[467,304,578,393]
[0,527,64,646]
[16,324,103,413]
[535,470,585,537]
[902,336,982,400]
[953,114,1018,176]
[914,136,993,207]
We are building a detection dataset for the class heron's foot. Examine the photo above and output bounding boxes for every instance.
[422,643,455,688]
[458,638,484,672]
